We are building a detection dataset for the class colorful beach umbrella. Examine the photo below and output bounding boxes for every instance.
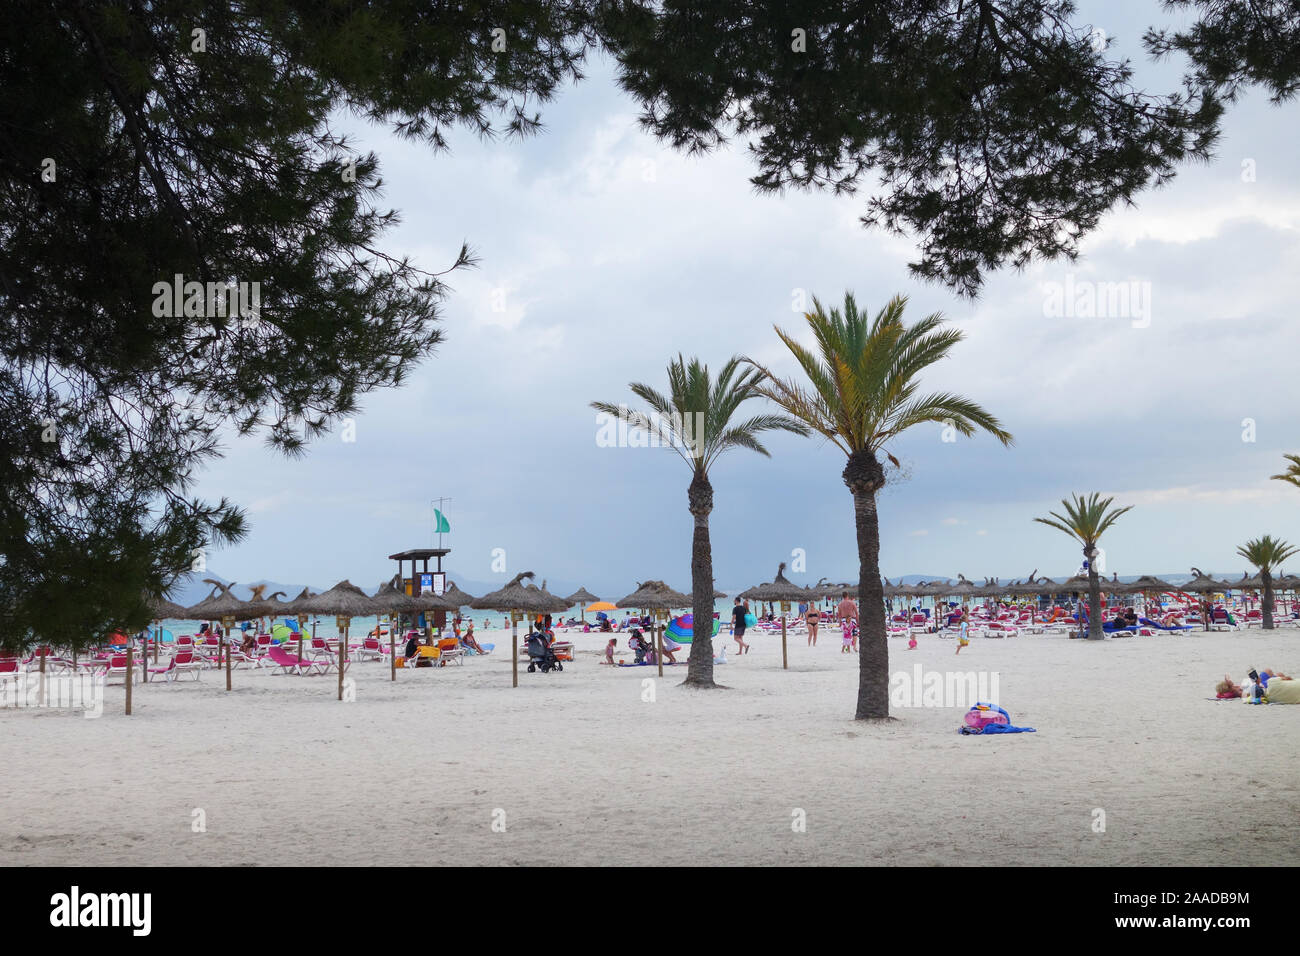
[666,613,720,643]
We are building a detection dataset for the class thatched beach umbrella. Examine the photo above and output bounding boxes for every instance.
[142,592,190,681]
[149,594,188,621]
[615,579,691,678]
[442,579,477,607]
[743,563,808,670]
[297,580,376,701]
[943,574,980,614]
[278,587,317,661]
[471,572,567,687]
[1123,575,1174,617]
[372,581,424,680]
[1182,568,1232,630]
[185,580,262,692]
[1003,572,1048,599]
[567,587,599,622]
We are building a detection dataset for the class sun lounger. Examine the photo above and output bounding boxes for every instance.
[436,638,464,666]
[265,645,330,675]
[148,650,203,682]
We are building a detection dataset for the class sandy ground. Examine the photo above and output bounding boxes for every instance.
[2,624,1297,866]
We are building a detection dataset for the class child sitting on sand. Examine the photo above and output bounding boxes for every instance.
[907,634,918,650]
[603,638,617,665]
[628,629,649,664]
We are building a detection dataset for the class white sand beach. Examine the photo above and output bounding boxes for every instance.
[3,627,1297,866]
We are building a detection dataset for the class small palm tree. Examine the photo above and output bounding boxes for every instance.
[1236,535,1298,630]
[1033,494,1132,640]
[1270,454,1300,490]
[592,355,807,688]
[746,293,1012,719]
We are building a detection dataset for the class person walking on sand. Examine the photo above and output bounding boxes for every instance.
[836,592,858,651]
[806,603,820,646]
[956,612,970,655]
[732,598,750,655]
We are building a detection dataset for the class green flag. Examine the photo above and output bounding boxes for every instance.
[434,509,451,533]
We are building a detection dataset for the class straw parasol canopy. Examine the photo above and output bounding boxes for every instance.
[282,587,318,616]
[1182,568,1232,595]
[615,579,691,610]
[1271,572,1300,591]
[185,580,261,622]
[743,562,810,605]
[1232,572,1264,590]
[714,588,728,599]
[1003,572,1051,598]
[818,581,858,598]
[1057,574,1095,593]
[239,584,286,620]
[295,580,377,619]
[471,572,568,613]
[1126,574,1174,594]
[566,587,599,607]
[370,580,425,616]
[974,577,1007,598]
[882,577,901,599]
[945,574,981,601]
[148,594,189,620]
[918,580,954,598]
[441,580,478,609]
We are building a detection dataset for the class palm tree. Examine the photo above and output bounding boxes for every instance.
[592,355,807,688]
[1270,454,1300,490]
[1236,535,1298,630]
[746,293,1012,719]
[1033,494,1132,640]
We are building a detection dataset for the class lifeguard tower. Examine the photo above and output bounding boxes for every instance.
[389,547,451,632]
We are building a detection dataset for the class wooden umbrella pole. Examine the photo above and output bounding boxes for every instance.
[38,648,46,708]
[511,617,518,688]
[125,645,133,715]
[389,614,396,681]
[337,621,346,701]
[224,627,232,691]
[781,613,788,670]
[656,624,663,678]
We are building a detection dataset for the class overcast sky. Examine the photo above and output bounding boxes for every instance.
[192,1,1300,594]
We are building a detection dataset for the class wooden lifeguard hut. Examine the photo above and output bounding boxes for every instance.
[389,548,451,632]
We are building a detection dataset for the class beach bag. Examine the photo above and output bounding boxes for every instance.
[963,702,1010,730]
[743,612,756,627]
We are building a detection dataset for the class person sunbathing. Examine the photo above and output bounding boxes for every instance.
[461,623,488,655]
[1217,670,1293,697]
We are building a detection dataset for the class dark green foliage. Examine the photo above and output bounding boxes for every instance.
[0,0,599,648]
[599,0,1221,295]
[1147,0,1300,104]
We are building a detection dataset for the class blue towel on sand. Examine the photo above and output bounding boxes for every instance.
[960,724,1036,735]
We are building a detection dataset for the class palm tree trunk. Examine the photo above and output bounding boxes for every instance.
[1262,572,1275,630]
[1086,561,1103,640]
[845,449,889,719]
[682,471,716,688]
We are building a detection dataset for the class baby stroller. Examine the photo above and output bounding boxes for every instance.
[525,631,563,673]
